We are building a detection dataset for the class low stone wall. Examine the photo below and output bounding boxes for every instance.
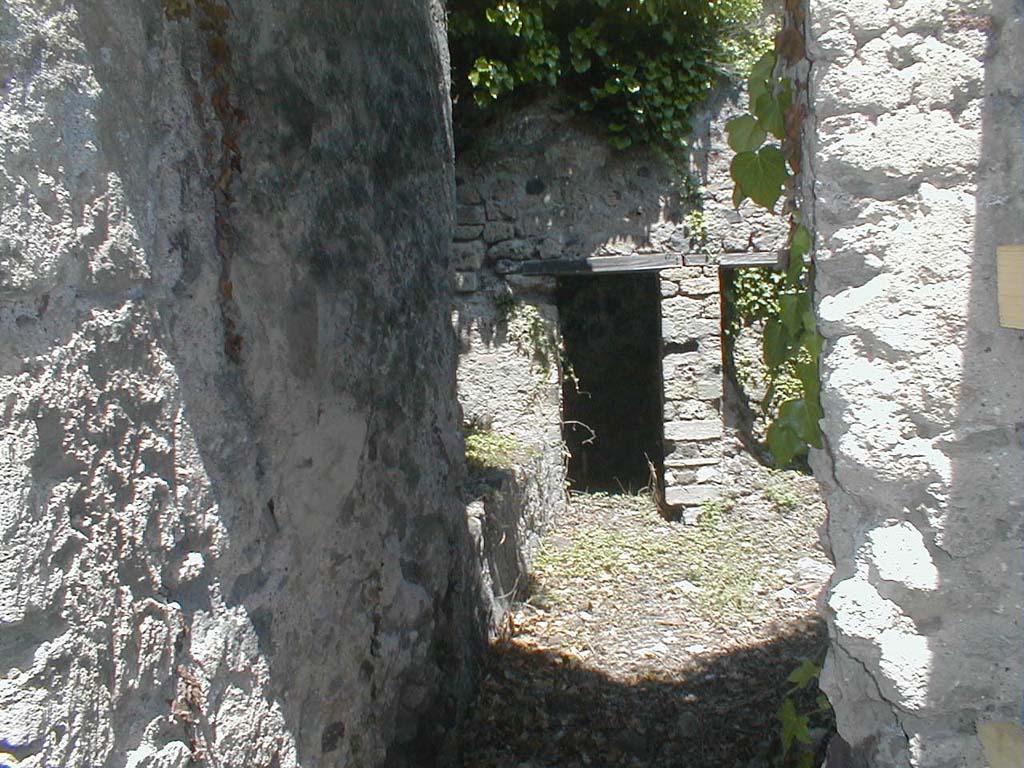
[807,0,1024,764]
[455,294,565,630]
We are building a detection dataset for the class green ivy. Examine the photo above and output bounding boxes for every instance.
[774,659,834,767]
[448,0,768,152]
[725,50,822,467]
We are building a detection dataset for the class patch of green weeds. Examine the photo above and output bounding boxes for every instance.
[464,427,519,474]
[533,527,632,582]
[697,496,734,532]
[764,474,802,512]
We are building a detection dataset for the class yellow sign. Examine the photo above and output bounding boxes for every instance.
[997,245,1024,329]
[977,720,1024,768]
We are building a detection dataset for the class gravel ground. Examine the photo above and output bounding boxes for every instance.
[458,454,834,768]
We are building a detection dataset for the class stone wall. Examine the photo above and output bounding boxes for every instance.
[0,3,479,767]
[453,97,786,518]
[807,0,1024,764]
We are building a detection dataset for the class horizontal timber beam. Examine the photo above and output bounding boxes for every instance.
[520,253,681,275]
[714,252,780,268]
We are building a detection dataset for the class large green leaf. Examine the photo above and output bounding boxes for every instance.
[763,318,790,368]
[747,50,776,109]
[767,420,804,469]
[788,660,821,689]
[779,293,809,335]
[754,91,786,139]
[794,360,822,414]
[730,146,788,210]
[790,224,811,258]
[725,114,766,153]
[777,398,822,447]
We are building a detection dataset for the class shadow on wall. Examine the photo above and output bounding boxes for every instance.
[457,619,830,768]
[815,3,1024,765]
[0,2,481,768]
[935,0,1024,756]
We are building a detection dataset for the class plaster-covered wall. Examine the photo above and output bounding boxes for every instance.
[807,0,1024,764]
[0,2,478,767]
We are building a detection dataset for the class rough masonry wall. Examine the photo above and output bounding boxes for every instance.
[0,3,477,767]
[807,0,1024,764]
[454,98,784,516]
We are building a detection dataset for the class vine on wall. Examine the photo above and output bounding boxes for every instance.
[723,16,821,460]
[447,0,767,152]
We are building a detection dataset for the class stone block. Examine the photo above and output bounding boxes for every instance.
[506,274,555,293]
[453,240,485,270]
[457,204,486,225]
[677,276,720,296]
[695,374,723,400]
[453,271,479,293]
[695,465,722,484]
[663,317,720,345]
[662,295,704,325]
[515,216,546,238]
[661,266,704,282]
[664,400,720,421]
[494,259,518,275]
[660,280,678,297]
[663,455,721,469]
[699,296,721,319]
[665,484,720,507]
[664,419,723,441]
[664,468,697,486]
[454,224,483,241]
[456,183,483,205]
[539,237,563,260]
[483,221,515,244]
[486,200,517,221]
[488,239,534,261]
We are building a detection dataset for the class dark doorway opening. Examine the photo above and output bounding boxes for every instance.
[557,272,663,492]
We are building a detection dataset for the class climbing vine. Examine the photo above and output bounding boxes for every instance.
[724,42,822,468]
[447,0,768,152]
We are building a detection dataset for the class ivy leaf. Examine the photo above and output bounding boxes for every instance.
[778,398,822,447]
[790,224,811,258]
[788,660,821,689]
[763,318,790,368]
[609,133,632,150]
[794,360,822,418]
[802,328,824,358]
[750,49,776,83]
[767,419,805,470]
[725,115,767,153]
[748,50,776,109]
[779,294,804,335]
[754,91,786,139]
[730,146,788,210]
[778,698,812,758]
[732,182,746,209]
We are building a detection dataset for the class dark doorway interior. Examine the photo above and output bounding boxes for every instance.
[557,273,663,492]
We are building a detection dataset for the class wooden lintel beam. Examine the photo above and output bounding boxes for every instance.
[520,252,682,276]
[715,252,780,268]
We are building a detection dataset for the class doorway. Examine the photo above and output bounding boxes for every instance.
[557,272,664,492]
